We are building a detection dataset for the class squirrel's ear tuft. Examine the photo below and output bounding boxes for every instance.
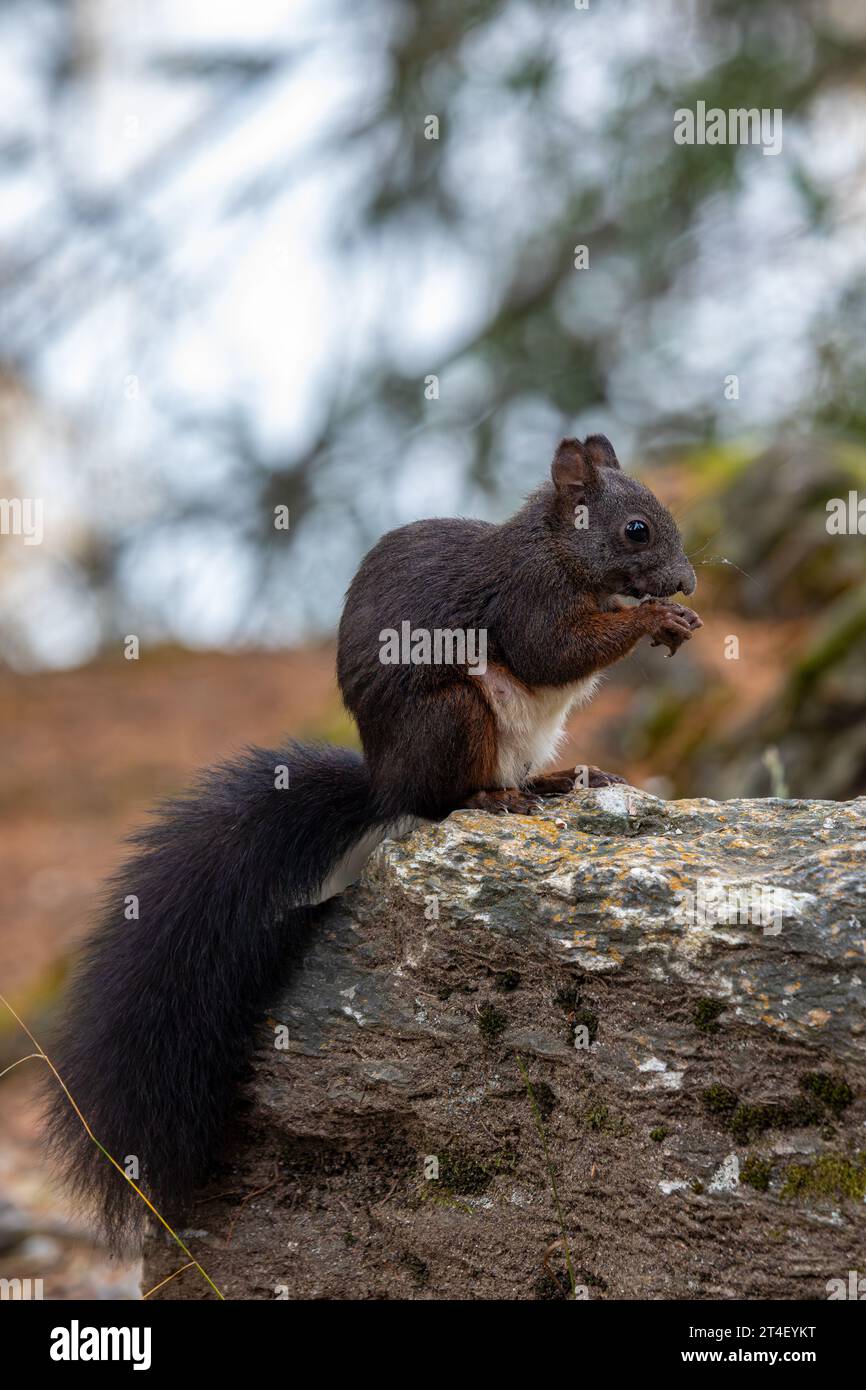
[551,438,592,495]
[583,434,621,470]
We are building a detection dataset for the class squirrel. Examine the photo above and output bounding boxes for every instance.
[44,434,701,1249]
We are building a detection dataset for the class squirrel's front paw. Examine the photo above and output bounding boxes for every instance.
[661,601,702,632]
[639,599,701,656]
[585,766,628,787]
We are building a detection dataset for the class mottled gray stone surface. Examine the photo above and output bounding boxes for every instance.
[145,790,866,1301]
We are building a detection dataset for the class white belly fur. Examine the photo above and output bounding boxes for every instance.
[478,670,602,788]
[311,816,420,905]
[313,673,601,900]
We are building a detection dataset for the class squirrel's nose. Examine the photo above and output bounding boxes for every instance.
[677,564,696,596]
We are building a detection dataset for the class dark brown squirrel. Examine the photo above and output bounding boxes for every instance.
[338,432,700,819]
[46,433,701,1248]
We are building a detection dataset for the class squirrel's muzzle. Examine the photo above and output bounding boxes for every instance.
[676,563,697,596]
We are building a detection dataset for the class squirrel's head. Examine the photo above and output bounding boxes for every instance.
[548,435,696,600]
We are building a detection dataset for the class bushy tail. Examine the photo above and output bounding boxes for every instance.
[44,741,380,1249]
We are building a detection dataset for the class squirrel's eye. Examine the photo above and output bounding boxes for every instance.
[624,519,651,544]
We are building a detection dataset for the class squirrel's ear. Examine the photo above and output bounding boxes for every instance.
[551,438,593,496]
[583,434,621,470]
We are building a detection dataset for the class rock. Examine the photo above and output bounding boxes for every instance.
[144,789,866,1300]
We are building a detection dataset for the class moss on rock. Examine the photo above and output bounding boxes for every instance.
[781,1152,866,1202]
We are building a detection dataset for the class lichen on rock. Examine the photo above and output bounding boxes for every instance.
[144,788,866,1301]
